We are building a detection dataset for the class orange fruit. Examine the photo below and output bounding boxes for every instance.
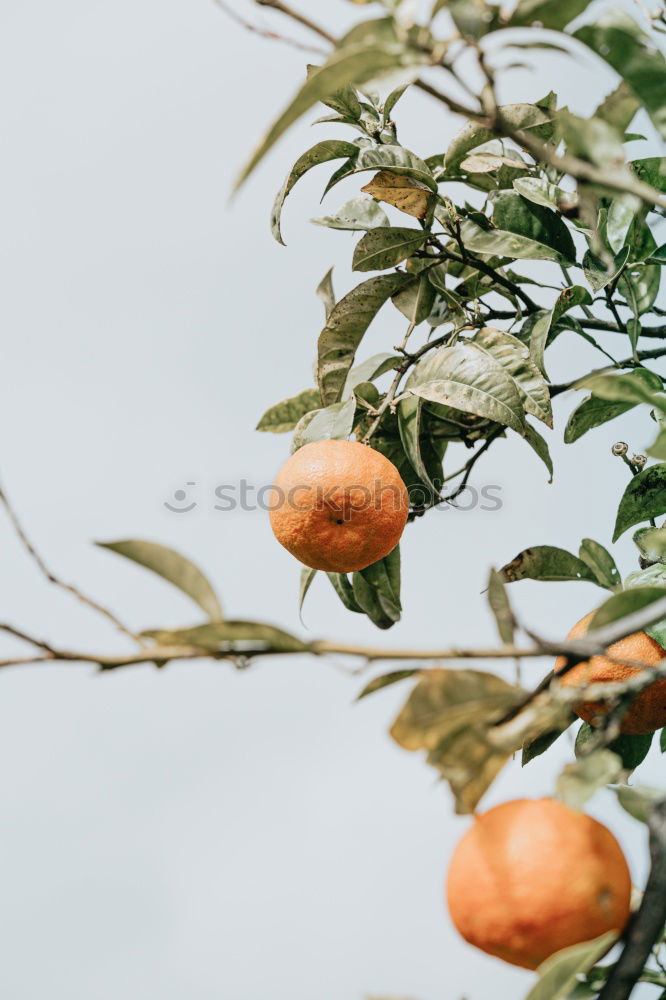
[555,612,666,735]
[269,440,409,573]
[446,798,631,970]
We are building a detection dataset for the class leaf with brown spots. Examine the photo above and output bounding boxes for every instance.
[500,545,599,584]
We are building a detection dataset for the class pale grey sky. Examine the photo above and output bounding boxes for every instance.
[0,2,663,998]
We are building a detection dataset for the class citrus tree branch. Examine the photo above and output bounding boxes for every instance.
[3,593,666,672]
[252,0,336,45]
[415,75,666,211]
[599,799,666,1000]
[212,0,328,55]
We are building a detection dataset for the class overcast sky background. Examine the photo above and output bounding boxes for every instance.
[0,1,664,998]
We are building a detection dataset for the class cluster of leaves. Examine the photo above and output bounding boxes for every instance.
[358,517,666,820]
[251,0,666,629]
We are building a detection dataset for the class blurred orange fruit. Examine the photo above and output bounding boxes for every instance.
[447,798,632,970]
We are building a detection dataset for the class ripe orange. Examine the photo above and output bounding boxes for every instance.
[269,440,409,573]
[446,798,631,970]
[555,612,666,735]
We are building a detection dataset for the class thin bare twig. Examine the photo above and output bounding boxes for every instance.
[212,0,328,55]
[0,623,57,655]
[549,344,666,397]
[253,0,335,45]
[0,486,140,644]
[361,321,416,445]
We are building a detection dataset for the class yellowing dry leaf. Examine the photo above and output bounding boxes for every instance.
[361,170,431,219]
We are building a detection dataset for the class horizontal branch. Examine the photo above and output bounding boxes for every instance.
[3,594,666,672]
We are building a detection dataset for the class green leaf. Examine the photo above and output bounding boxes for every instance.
[582,245,630,293]
[557,749,623,809]
[576,368,665,411]
[271,140,359,244]
[606,195,641,255]
[528,286,592,376]
[397,395,442,498]
[383,82,409,119]
[524,421,554,481]
[391,272,436,325]
[578,539,621,592]
[357,669,419,700]
[619,260,661,318]
[474,326,553,426]
[447,0,503,39]
[613,464,666,541]
[314,74,362,120]
[512,176,576,213]
[575,720,654,770]
[615,784,666,823]
[327,572,364,614]
[408,341,526,434]
[559,110,627,170]
[625,563,666,600]
[352,546,402,629]
[444,104,554,173]
[256,388,321,433]
[333,143,438,192]
[312,196,389,231]
[501,545,598,584]
[609,732,653,770]
[491,192,576,265]
[634,526,666,564]
[487,568,515,644]
[234,42,424,191]
[299,568,317,620]
[342,352,398,398]
[574,720,596,759]
[352,226,428,272]
[524,933,619,1000]
[574,11,666,140]
[661,728,666,753]
[297,396,356,445]
[564,396,635,444]
[589,586,666,630]
[631,157,666,193]
[595,81,640,133]
[318,272,412,405]
[649,429,666,460]
[646,243,666,266]
[459,216,574,266]
[522,712,576,766]
[97,540,223,620]
[143,621,311,655]
[316,267,335,320]
[510,0,589,30]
